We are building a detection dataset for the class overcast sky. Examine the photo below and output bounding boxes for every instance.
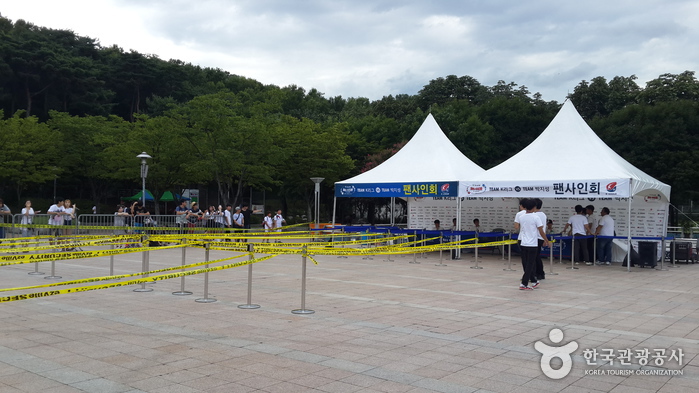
[3,1,698,102]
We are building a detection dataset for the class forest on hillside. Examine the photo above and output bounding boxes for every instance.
[1,15,698,222]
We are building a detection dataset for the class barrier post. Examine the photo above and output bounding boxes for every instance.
[238,243,260,309]
[134,236,153,292]
[109,243,115,276]
[361,230,373,260]
[383,230,394,262]
[658,237,667,271]
[670,238,679,268]
[44,236,62,279]
[504,233,515,271]
[173,238,192,295]
[292,245,314,314]
[196,243,217,303]
[436,234,447,266]
[567,236,578,270]
[337,227,348,259]
[471,237,482,269]
[410,231,420,264]
[548,237,558,275]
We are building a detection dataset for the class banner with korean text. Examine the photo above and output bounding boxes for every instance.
[460,179,631,198]
[335,182,459,198]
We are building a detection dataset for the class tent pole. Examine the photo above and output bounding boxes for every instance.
[390,197,395,227]
[456,197,462,259]
[332,196,337,227]
[627,194,632,272]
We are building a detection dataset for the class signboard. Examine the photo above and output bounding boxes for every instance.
[461,179,631,198]
[335,182,458,198]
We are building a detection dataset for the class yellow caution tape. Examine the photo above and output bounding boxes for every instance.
[0,244,185,266]
[0,252,250,292]
[0,254,277,303]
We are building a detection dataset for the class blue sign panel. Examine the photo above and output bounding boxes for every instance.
[335,182,459,197]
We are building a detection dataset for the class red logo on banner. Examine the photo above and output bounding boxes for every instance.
[606,182,617,192]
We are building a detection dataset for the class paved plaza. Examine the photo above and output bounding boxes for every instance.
[1,244,698,392]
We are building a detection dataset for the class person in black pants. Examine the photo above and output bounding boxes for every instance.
[514,198,550,290]
[533,198,547,280]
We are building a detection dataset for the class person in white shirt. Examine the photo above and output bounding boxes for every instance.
[21,200,38,237]
[562,205,591,264]
[223,204,233,241]
[595,207,615,265]
[262,211,274,242]
[273,209,286,243]
[232,206,245,241]
[514,198,550,290]
[48,199,66,236]
[63,199,75,236]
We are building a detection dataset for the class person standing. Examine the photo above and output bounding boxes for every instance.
[63,199,75,236]
[562,205,591,265]
[232,206,245,241]
[595,207,615,265]
[262,211,274,242]
[240,204,261,231]
[514,198,549,290]
[224,204,233,241]
[0,199,11,239]
[21,200,38,238]
[585,205,597,264]
[533,198,547,280]
[273,209,286,243]
[48,199,65,237]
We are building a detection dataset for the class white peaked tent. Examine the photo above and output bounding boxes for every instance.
[461,100,671,270]
[338,113,485,184]
[460,100,670,199]
[333,113,485,226]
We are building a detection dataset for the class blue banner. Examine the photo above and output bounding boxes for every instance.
[335,182,459,197]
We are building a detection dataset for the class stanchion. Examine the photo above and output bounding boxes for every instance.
[670,239,679,268]
[567,236,578,270]
[420,233,428,259]
[383,230,394,262]
[238,243,260,309]
[173,238,193,295]
[361,230,373,260]
[44,237,62,279]
[44,260,61,279]
[548,237,558,275]
[504,233,515,271]
[435,235,447,266]
[196,243,217,303]
[292,245,314,314]
[28,261,44,276]
[657,237,668,271]
[470,237,482,269]
[134,238,152,292]
[337,227,348,259]
[109,243,115,276]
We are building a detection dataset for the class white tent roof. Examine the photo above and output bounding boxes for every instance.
[464,100,670,199]
[337,113,485,184]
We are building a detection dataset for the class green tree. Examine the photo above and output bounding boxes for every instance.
[0,111,61,199]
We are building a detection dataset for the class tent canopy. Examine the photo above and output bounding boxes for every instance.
[123,190,155,202]
[335,113,485,197]
[159,191,188,202]
[461,100,671,199]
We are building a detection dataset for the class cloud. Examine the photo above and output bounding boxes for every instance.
[2,0,698,102]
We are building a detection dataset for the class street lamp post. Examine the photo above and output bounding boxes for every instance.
[137,152,152,206]
[310,177,324,226]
